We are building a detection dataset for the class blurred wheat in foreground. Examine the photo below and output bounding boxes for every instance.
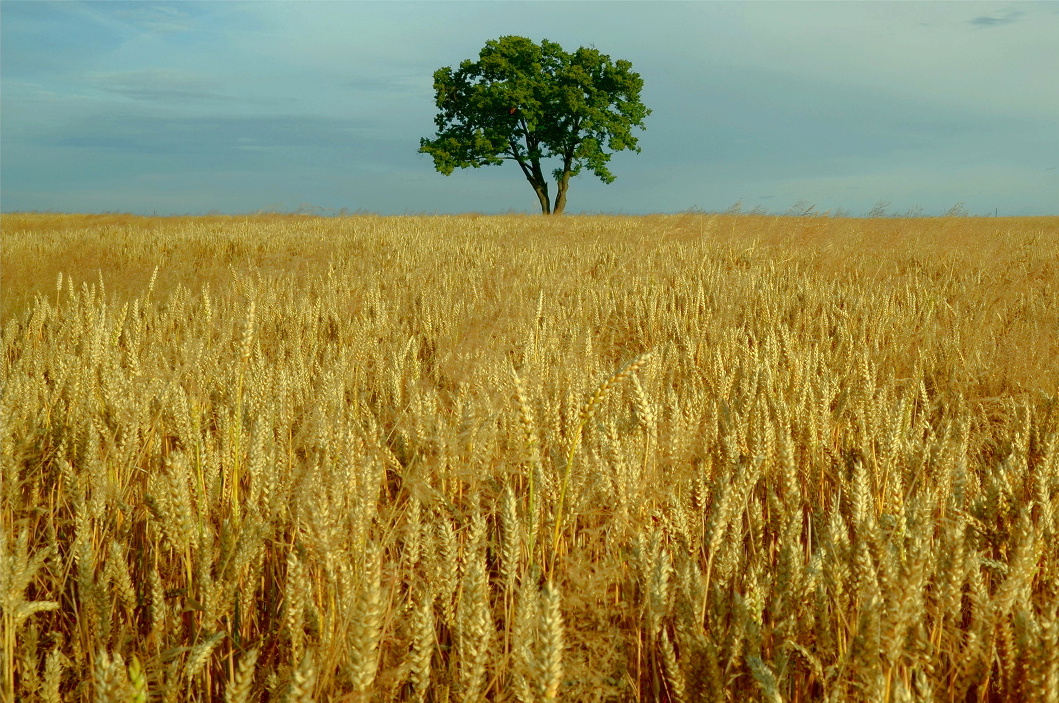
[2,213,1058,702]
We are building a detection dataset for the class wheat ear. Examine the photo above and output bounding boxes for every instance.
[225,648,260,703]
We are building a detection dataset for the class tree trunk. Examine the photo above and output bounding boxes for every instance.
[533,182,552,214]
[552,169,572,215]
[529,158,551,214]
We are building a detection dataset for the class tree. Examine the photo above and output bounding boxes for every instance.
[419,36,650,215]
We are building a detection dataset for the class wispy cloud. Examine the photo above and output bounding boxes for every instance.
[109,3,196,34]
[37,114,368,157]
[342,75,432,95]
[970,9,1025,28]
[88,69,227,103]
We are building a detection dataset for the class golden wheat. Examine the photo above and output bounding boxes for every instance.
[1,212,1057,701]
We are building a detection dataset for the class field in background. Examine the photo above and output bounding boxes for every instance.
[2,213,1058,702]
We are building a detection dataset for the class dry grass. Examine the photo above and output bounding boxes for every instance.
[2,212,1058,702]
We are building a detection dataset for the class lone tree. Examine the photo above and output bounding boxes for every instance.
[419,36,650,215]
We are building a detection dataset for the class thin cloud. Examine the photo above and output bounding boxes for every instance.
[970,10,1025,28]
[342,75,432,94]
[37,114,366,156]
[111,3,196,34]
[88,69,228,103]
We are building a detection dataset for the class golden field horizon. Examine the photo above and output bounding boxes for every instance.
[2,213,1058,702]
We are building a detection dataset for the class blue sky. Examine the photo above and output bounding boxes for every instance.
[2,1,1057,216]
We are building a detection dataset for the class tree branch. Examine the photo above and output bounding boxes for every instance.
[507,139,535,182]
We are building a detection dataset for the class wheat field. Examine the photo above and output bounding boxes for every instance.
[2,212,1058,702]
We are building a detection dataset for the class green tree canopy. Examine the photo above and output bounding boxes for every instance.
[419,36,650,215]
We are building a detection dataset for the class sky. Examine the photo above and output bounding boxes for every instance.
[2,1,1057,216]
